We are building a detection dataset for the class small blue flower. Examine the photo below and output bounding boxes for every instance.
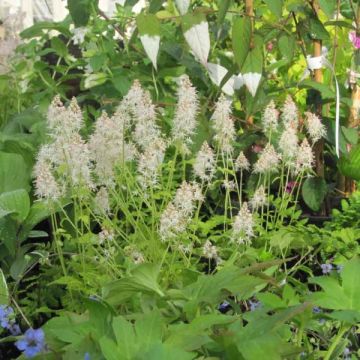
[84,353,91,360]
[9,323,21,336]
[15,328,46,358]
[249,300,262,311]
[312,306,322,314]
[320,263,333,274]
[218,301,231,312]
[0,305,14,329]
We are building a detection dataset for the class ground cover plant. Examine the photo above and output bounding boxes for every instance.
[0,0,360,359]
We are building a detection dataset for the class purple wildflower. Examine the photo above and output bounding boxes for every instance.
[0,305,14,329]
[15,328,46,358]
[320,263,333,275]
[9,323,21,336]
[249,300,262,311]
[349,31,360,49]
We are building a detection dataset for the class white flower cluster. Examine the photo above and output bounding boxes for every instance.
[172,75,199,152]
[193,142,216,182]
[232,202,254,244]
[34,97,93,201]
[212,94,236,154]
[304,112,326,143]
[262,100,279,133]
[253,143,281,174]
[159,182,203,241]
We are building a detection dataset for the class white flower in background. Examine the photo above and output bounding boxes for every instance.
[62,134,93,189]
[178,243,193,254]
[278,125,298,165]
[47,96,84,138]
[159,181,203,241]
[172,75,199,151]
[295,138,314,174]
[262,100,279,133]
[120,80,160,150]
[98,227,115,245]
[211,94,235,154]
[202,240,219,259]
[193,142,216,182]
[235,151,250,171]
[174,181,203,216]
[159,203,188,241]
[89,111,132,185]
[131,250,145,264]
[305,112,326,143]
[281,95,298,127]
[33,145,61,201]
[253,143,281,174]
[250,185,267,210]
[94,187,111,215]
[232,202,254,244]
[72,27,88,45]
[222,180,236,191]
[137,139,166,189]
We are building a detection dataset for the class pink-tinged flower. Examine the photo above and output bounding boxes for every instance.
[252,144,263,153]
[285,181,298,193]
[266,42,274,52]
[349,31,360,49]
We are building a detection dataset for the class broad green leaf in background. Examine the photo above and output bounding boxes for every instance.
[217,0,232,27]
[309,257,360,319]
[84,73,108,89]
[103,263,164,305]
[241,35,263,96]
[309,16,330,40]
[278,34,295,63]
[0,189,30,222]
[338,144,360,181]
[301,177,327,212]
[0,152,30,193]
[175,0,190,15]
[137,14,161,70]
[68,0,98,27]
[0,269,9,305]
[318,0,336,18]
[232,17,251,71]
[183,13,210,66]
[263,0,283,18]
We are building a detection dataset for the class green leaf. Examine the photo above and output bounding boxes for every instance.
[135,311,163,353]
[338,144,360,181]
[50,37,68,58]
[341,257,360,311]
[341,126,358,145]
[217,0,232,26]
[309,16,330,40]
[242,35,263,74]
[232,17,251,70]
[20,21,72,39]
[112,317,138,360]
[309,258,360,317]
[263,0,283,18]
[68,0,98,27]
[84,73,108,89]
[103,264,164,305]
[0,269,9,305]
[302,177,327,211]
[99,337,122,360]
[0,189,30,222]
[136,14,160,36]
[318,0,336,18]
[278,34,295,62]
[0,152,30,193]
